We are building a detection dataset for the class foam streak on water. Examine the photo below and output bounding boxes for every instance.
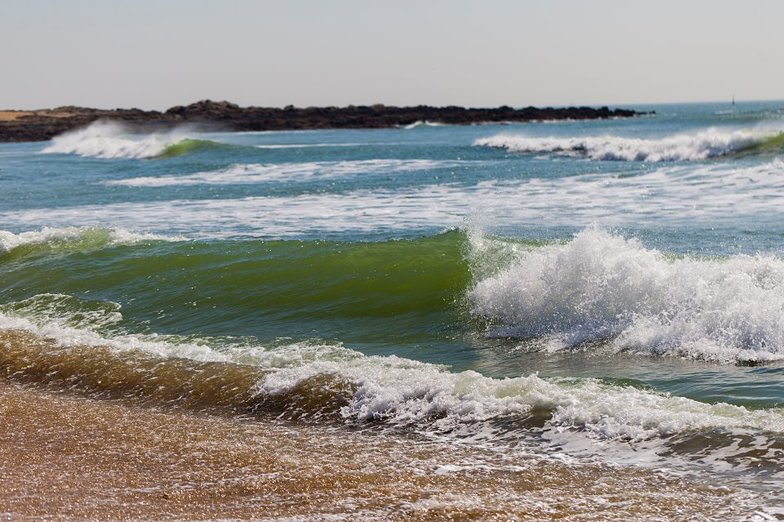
[5,158,784,237]
[107,159,467,187]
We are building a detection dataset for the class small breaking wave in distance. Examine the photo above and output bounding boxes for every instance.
[41,120,221,159]
[402,120,445,129]
[475,128,784,161]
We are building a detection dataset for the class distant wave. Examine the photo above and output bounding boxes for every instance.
[475,128,784,161]
[469,227,784,364]
[41,120,222,159]
[402,120,445,129]
[107,159,467,187]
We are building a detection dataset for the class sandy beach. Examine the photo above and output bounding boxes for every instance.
[0,330,761,520]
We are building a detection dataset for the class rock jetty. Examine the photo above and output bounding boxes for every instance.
[0,100,650,142]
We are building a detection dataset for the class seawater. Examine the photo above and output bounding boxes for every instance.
[2,101,784,517]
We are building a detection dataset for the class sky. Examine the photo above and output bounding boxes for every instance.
[2,0,782,110]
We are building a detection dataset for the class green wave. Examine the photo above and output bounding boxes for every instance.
[156,138,227,158]
[0,231,476,346]
[0,228,126,262]
[734,132,784,157]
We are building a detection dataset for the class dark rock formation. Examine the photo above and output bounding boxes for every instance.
[0,101,652,142]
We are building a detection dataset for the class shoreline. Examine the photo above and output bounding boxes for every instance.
[0,380,756,520]
[0,100,650,143]
[0,328,767,520]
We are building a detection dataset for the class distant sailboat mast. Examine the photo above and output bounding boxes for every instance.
[732,94,736,106]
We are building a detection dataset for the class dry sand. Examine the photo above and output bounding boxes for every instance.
[0,110,76,122]
[0,111,32,122]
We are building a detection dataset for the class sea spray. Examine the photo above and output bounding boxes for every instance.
[469,227,784,363]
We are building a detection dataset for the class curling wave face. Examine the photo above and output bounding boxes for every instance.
[475,128,784,161]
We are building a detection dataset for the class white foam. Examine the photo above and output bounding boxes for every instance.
[0,187,472,238]
[402,120,444,129]
[475,128,779,161]
[469,227,784,363]
[107,159,464,187]
[0,304,227,363]
[41,120,193,159]
[257,351,784,442]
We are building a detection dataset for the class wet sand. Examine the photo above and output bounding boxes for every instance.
[0,376,765,520]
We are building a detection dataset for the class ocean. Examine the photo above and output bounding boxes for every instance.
[2,101,784,519]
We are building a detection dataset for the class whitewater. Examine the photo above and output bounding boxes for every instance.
[3,101,784,519]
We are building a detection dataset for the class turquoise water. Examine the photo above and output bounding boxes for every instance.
[2,101,784,500]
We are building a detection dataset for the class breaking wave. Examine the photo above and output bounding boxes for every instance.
[402,120,445,129]
[469,227,784,363]
[0,300,782,458]
[475,128,784,161]
[41,120,222,159]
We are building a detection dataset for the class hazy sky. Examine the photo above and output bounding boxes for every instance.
[3,0,782,110]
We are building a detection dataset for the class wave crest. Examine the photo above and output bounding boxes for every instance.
[0,226,171,257]
[41,121,216,159]
[475,129,783,161]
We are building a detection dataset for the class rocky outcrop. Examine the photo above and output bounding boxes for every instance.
[0,101,651,142]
